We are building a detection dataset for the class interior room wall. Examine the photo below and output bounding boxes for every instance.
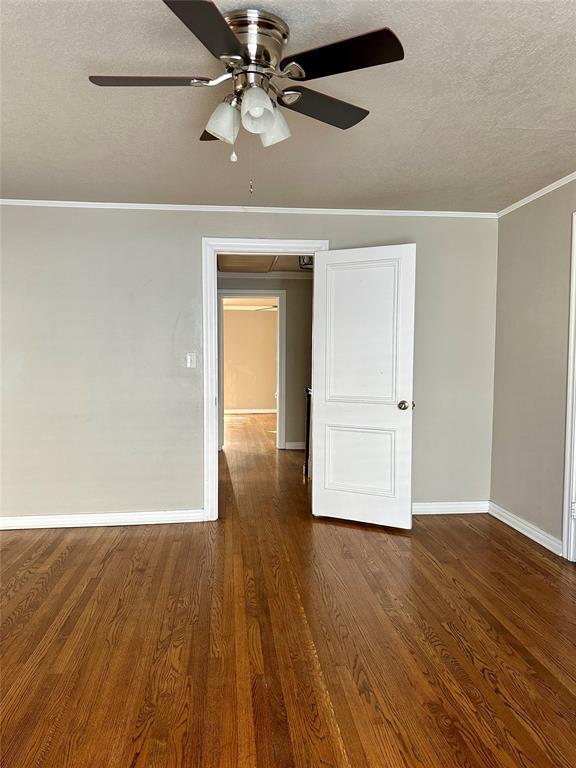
[491,180,576,539]
[1,204,497,516]
[219,277,313,444]
[223,307,277,412]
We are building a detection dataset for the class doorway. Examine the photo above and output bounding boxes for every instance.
[202,237,328,519]
[218,291,286,450]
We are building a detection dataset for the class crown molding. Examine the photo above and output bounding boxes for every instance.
[5,174,575,219]
[498,171,576,218]
[0,198,498,219]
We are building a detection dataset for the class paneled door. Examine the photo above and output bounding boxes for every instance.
[311,244,416,528]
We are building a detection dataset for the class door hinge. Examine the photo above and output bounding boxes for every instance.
[571,502,576,519]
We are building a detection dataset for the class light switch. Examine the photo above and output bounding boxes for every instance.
[185,352,197,369]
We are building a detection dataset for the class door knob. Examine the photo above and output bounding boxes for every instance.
[398,400,409,410]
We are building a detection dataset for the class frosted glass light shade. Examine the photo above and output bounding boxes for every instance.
[260,108,291,147]
[240,86,275,134]
[205,102,239,144]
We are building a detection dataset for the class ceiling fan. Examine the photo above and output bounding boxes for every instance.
[90,0,404,149]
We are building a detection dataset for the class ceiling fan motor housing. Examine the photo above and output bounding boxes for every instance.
[223,10,289,70]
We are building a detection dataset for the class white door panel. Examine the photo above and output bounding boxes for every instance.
[312,245,416,529]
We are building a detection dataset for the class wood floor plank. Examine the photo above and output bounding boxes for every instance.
[1,413,575,767]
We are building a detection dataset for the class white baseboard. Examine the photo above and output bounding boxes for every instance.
[284,442,306,450]
[224,408,277,414]
[0,509,210,530]
[488,502,563,555]
[413,501,489,515]
[1,501,563,558]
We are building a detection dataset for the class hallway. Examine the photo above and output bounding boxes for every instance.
[1,414,576,766]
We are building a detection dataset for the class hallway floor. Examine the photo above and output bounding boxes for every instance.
[2,413,576,767]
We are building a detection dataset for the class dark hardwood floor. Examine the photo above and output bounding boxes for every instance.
[1,413,576,767]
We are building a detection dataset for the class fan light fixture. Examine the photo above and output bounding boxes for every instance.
[240,85,275,134]
[205,82,291,149]
[90,4,405,154]
[205,100,240,144]
[260,107,291,147]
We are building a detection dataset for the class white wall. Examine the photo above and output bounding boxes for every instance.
[1,205,498,516]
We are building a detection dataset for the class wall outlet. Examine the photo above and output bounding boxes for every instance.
[185,352,197,369]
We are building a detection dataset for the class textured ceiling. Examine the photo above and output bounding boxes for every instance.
[1,0,575,211]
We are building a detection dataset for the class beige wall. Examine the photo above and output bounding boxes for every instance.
[219,278,313,443]
[1,205,497,516]
[1,207,205,514]
[223,309,277,411]
[491,181,576,538]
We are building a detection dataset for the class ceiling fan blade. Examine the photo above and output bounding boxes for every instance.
[279,87,368,129]
[280,28,404,81]
[89,76,198,86]
[162,1,243,59]
[200,130,218,141]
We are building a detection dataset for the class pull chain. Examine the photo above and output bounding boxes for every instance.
[249,138,255,195]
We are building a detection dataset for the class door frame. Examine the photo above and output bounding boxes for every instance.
[562,211,576,561]
[202,237,329,520]
[218,288,287,450]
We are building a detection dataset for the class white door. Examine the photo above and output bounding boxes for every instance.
[312,244,416,528]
